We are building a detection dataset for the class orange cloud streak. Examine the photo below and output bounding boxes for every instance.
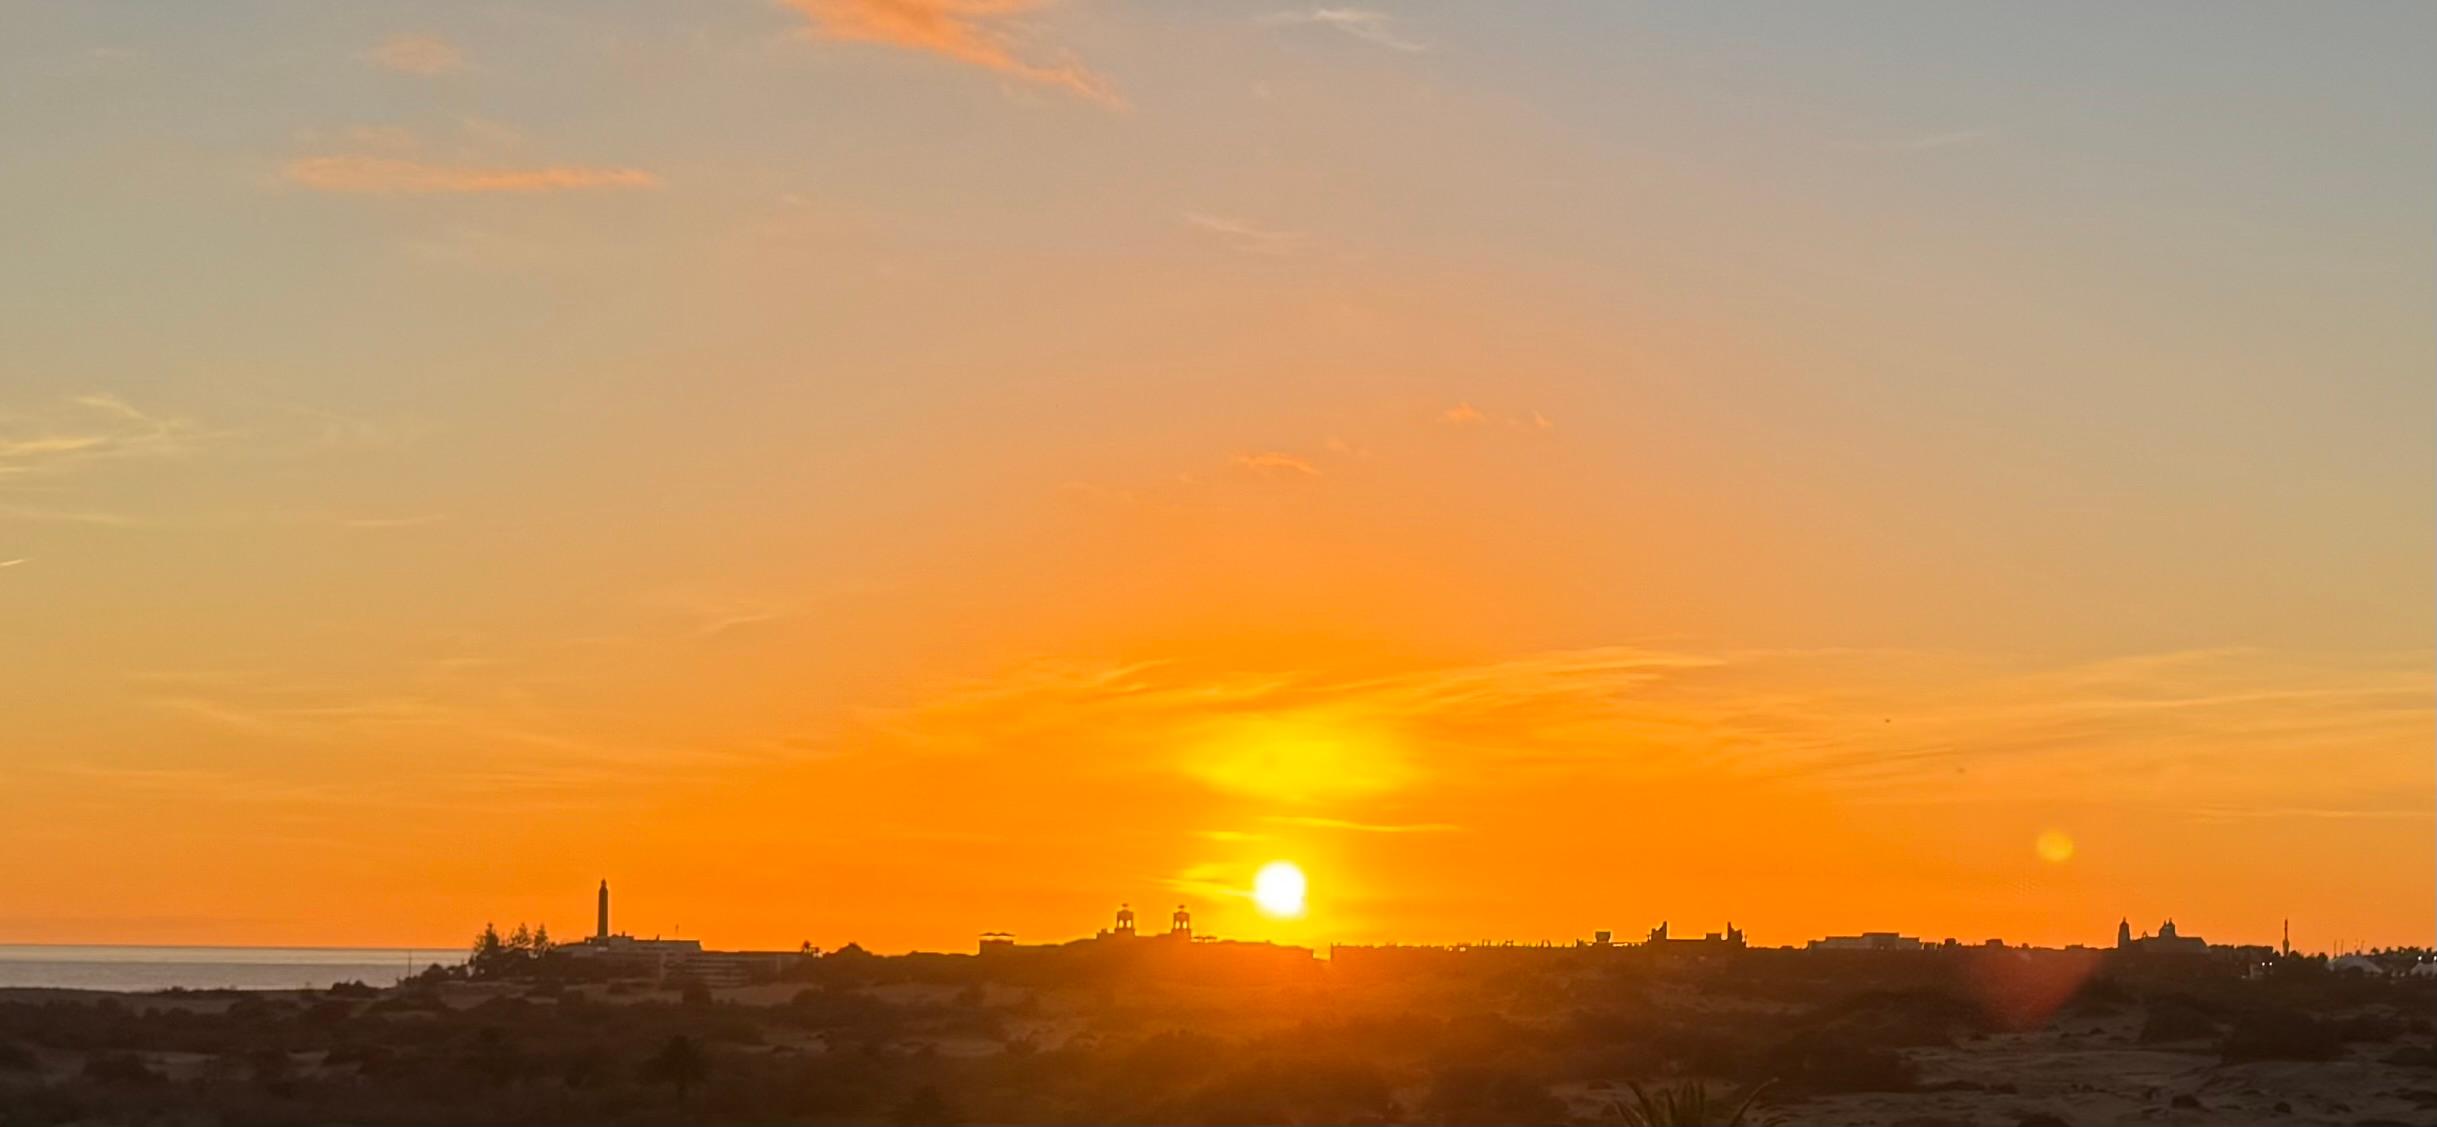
[783,0,1117,104]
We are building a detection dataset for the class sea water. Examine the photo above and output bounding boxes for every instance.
[0,945,457,992]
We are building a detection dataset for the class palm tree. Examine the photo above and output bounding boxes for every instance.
[1613,1079,1774,1127]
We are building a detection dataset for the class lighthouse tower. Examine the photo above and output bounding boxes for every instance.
[596,880,611,941]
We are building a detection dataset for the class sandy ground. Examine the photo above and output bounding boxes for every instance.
[1768,1011,2437,1127]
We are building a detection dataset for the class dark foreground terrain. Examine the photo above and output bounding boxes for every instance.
[1,946,2430,1126]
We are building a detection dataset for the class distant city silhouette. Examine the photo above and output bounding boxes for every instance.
[509,880,2356,988]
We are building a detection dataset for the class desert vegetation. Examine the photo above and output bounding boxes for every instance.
[0,949,2430,1125]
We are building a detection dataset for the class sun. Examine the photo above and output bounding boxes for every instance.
[1252,860,1307,918]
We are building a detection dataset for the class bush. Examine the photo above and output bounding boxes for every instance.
[891,1083,959,1125]
[1809,989,1981,1047]
[2137,996,2220,1043]
[2330,1011,2405,1043]
[1426,1064,1566,1125]
[81,1052,164,1086]
[1764,1032,1918,1095]
[2220,1011,2342,1062]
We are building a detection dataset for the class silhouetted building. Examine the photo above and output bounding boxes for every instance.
[572,879,701,960]
[2118,918,2207,954]
[1808,931,1925,951]
[990,902,1316,977]
[564,880,805,985]
[1645,920,1746,949]
[1096,904,1144,941]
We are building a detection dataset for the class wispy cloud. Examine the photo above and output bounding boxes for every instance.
[0,504,147,528]
[337,513,451,530]
[1264,815,1461,834]
[135,667,762,802]
[1163,862,1253,902]
[2,394,433,532]
[782,0,1117,105]
[0,394,196,478]
[46,764,358,808]
[1441,402,1553,430]
[1258,8,1427,52]
[366,34,464,76]
[1886,128,1990,152]
[1184,211,1304,255]
[856,644,2433,818]
[282,155,660,195]
[1234,450,1321,478]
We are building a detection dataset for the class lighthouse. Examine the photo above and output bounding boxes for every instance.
[596,879,611,941]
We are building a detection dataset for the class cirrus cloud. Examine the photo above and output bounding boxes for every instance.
[1258,8,1427,53]
[282,155,661,195]
[367,34,464,76]
[1234,450,1321,478]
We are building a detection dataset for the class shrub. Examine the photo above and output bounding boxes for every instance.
[2330,1011,2405,1043]
[891,1083,959,1125]
[1615,1079,1775,1126]
[81,1053,164,1086]
[2137,996,2220,1043]
[1425,1064,1566,1125]
[1763,1032,1918,1094]
[2220,1011,2342,1062]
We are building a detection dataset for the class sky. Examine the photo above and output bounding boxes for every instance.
[0,1,2430,955]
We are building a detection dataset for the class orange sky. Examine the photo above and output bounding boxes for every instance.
[1,2,2430,954]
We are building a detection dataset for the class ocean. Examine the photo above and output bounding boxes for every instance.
[0,945,461,992]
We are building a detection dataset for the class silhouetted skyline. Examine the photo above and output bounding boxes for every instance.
[3,1,2427,959]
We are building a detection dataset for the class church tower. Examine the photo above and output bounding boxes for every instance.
[2116,918,2132,948]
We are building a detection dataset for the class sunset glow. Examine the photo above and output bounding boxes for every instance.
[0,3,2428,959]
